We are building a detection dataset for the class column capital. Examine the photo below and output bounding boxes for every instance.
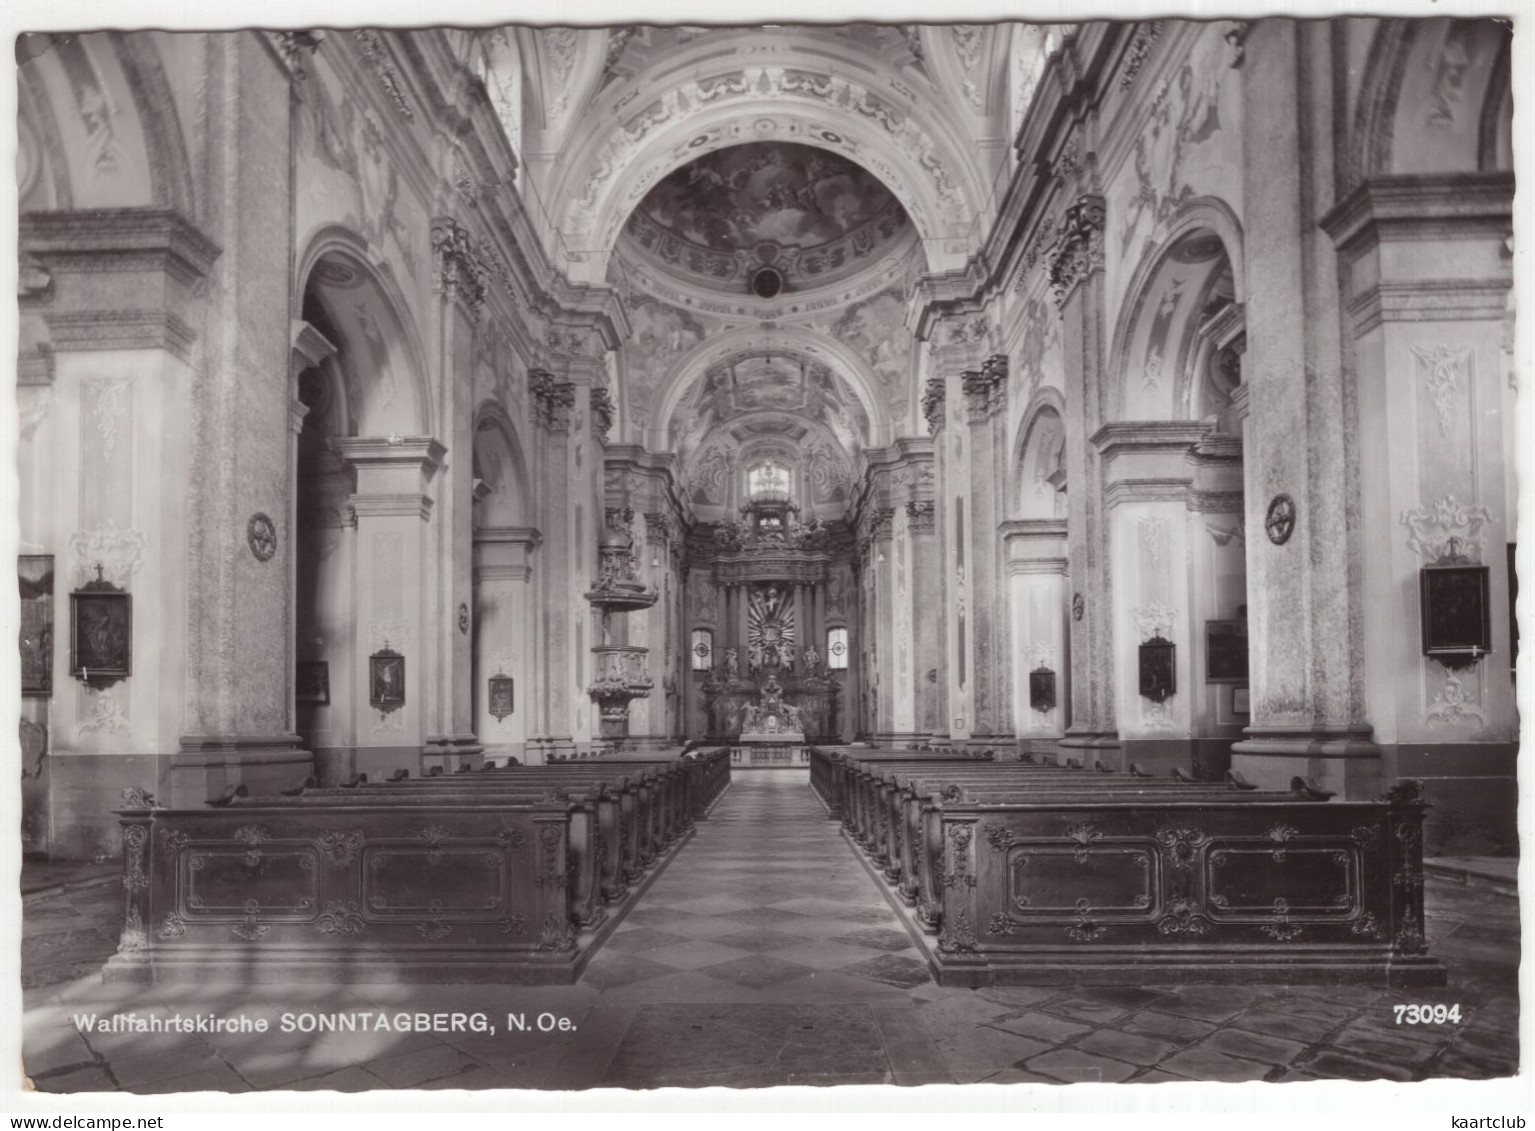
[905,499,936,535]
[528,368,577,433]
[962,354,1009,424]
[590,386,615,442]
[921,377,946,435]
[430,216,488,320]
[1047,194,1106,309]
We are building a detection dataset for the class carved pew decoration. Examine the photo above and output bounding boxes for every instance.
[818,749,1446,987]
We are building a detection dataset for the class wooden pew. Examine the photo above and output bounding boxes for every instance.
[827,751,1446,987]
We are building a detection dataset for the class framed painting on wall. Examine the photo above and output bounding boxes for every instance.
[70,576,131,686]
[296,661,330,705]
[1205,620,1250,684]
[19,555,53,697]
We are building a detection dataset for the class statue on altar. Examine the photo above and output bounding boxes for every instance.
[740,672,805,739]
[721,647,740,680]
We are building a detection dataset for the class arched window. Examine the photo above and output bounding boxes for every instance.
[747,460,791,500]
[826,627,849,671]
[690,629,714,671]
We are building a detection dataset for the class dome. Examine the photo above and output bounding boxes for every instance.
[617,141,914,299]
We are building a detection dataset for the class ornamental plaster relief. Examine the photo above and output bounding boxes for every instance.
[70,521,148,587]
[563,65,977,257]
[1424,671,1486,730]
[1399,494,1494,562]
[77,687,130,739]
[1410,343,1471,439]
[1102,23,1245,332]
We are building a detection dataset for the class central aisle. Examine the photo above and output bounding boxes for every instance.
[567,769,947,1087]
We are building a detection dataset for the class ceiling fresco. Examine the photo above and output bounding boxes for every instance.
[635,142,901,258]
[667,354,870,468]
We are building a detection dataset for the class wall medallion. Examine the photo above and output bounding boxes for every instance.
[1072,592,1084,622]
[247,513,278,562]
[1264,494,1296,546]
[458,602,470,635]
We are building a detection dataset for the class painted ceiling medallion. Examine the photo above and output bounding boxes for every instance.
[247,513,278,562]
[1265,494,1297,545]
[622,141,910,295]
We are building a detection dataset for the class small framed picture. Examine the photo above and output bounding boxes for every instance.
[489,675,514,720]
[1028,667,1057,713]
[1205,620,1250,684]
[1138,637,1176,703]
[1419,563,1491,665]
[70,577,131,687]
[296,660,330,705]
[19,555,54,697]
[1232,687,1251,715]
[370,649,405,714]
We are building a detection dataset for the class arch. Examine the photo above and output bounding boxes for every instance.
[1107,199,1245,425]
[294,226,435,440]
[1352,18,1512,188]
[110,32,196,218]
[472,399,534,528]
[550,41,988,275]
[652,322,896,450]
[1011,386,1068,520]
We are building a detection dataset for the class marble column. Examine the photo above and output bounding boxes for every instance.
[1047,194,1121,762]
[920,377,951,743]
[865,508,896,742]
[905,498,942,743]
[962,355,1011,745]
[423,217,487,768]
[526,370,577,763]
[331,437,446,782]
[1229,21,1376,796]
[171,35,311,810]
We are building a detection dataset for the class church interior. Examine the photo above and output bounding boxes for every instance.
[14,17,1522,1094]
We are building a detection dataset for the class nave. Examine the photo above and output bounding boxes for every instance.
[22,772,1519,1091]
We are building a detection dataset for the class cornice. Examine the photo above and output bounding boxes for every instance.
[21,208,222,280]
[1089,420,1210,457]
[1321,173,1515,253]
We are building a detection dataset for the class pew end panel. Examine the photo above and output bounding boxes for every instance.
[929,790,1447,988]
[105,800,591,984]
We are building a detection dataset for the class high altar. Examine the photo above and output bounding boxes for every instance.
[690,478,846,745]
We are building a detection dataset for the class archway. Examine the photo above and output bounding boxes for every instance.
[1008,394,1071,756]
[292,244,435,784]
[471,405,537,764]
[1100,222,1248,777]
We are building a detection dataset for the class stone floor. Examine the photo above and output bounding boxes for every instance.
[21,771,1521,1092]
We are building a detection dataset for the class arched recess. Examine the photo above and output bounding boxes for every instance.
[652,323,895,450]
[1107,199,1246,425]
[1351,19,1512,189]
[1101,211,1249,778]
[294,228,435,438]
[1012,387,1068,520]
[291,235,436,783]
[1008,387,1072,751]
[471,402,537,762]
[16,32,169,210]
